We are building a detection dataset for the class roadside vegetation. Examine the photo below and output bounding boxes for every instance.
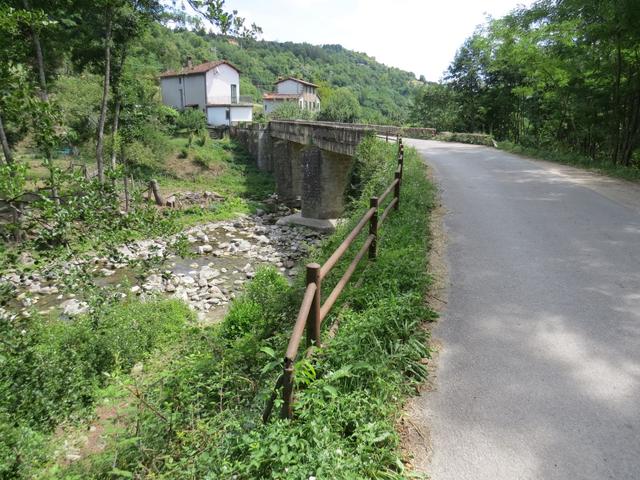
[410,0,640,173]
[498,141,640,183]
[1,138,436,479]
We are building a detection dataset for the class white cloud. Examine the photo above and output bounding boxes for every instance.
[229,0,533,81]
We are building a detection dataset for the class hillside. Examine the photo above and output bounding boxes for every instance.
[136,24,418,123]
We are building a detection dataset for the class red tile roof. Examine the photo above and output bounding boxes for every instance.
[159,60,240,78]
[275,77,318,88]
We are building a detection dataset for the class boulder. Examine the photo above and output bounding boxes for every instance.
[61,299,89,317]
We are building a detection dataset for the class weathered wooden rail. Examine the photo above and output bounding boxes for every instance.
[264,138,405,421]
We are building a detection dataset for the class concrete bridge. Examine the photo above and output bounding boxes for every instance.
[229,120,435,229]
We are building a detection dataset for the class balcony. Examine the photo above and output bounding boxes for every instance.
[208,95,254,106]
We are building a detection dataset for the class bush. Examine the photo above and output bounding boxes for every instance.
[269,101,316,121]
[177,109,207,146]
[318,87,361,123]
[0,299,192,430]
[124,140,158,168]
[434,131,495,146]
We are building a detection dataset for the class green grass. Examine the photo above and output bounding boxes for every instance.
[499,141,640,182]
[159,135,274,200]
[0,299,194,479]
[37,138,436,479]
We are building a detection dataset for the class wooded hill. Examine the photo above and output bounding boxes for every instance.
[140,24,418,124]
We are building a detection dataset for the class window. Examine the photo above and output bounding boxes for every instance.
[225,108,230,120]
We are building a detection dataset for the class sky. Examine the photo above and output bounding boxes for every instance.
[212,0,534,82]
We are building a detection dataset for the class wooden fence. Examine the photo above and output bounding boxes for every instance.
[264,138,405,421]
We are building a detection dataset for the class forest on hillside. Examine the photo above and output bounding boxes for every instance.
[411,0,640,167]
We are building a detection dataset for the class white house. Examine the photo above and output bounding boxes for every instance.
[263,77,321,115]
[159,59,253,126]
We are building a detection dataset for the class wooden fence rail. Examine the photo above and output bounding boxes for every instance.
[263,138,405,422]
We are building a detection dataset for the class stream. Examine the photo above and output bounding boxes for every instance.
[1,211,324,324]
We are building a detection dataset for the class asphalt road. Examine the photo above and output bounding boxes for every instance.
[406,139,640,480]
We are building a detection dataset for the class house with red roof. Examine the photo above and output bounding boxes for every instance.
[263,77,321,115]
[159,58,253,126]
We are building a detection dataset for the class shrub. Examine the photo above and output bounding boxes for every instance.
[318,87,360,123]
[0,299,192,430]
[269,101,316,121]
[177,109,207,147]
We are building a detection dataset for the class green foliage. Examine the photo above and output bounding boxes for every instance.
[51,141,435,479]
[269,101,316,121]
[221,267,290,340]
[347,134,395,201]
[0,162,27,199]
[176,109,207,147]
[434,131,495,147]
[318,87,361,123]
[415,0,640,166]
[0,299,192,475]
[0,299,190,428]
[52,74,103,144]
[137,23,417,124]
[410,82,461,131]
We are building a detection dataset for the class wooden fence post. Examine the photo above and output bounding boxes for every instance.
[149,179,164,206]
[306,263,322,347]
[394,171,401,210]
[369,196,378,259]
[281,359,294,419]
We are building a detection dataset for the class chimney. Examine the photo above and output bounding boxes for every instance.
[186,56,193,69]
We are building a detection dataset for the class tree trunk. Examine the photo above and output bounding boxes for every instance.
[11,202,24,242]
[0,111,14,166]
[612,32,623,164]
[121,143,129,211]
[110,47,127,172]
[110,98,121,171]
[123,175,130,212]
[22,0,48,101]
[96,13,113,184]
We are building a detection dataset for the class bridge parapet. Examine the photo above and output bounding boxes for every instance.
[269,120,375,156]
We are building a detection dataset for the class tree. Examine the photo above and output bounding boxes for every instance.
[177,108,206,146]
[410,83,461,131]
[317,87,360,123]
[182,0,262,39]
[108,0,163,172]
[440,0,640,164]
[269,101,315,121]
[70,0,162,183]
[0,5,45,166]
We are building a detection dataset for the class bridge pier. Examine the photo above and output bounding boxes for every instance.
[301,146,353,219]
[273,140,303,206]
[230,120,374,231]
